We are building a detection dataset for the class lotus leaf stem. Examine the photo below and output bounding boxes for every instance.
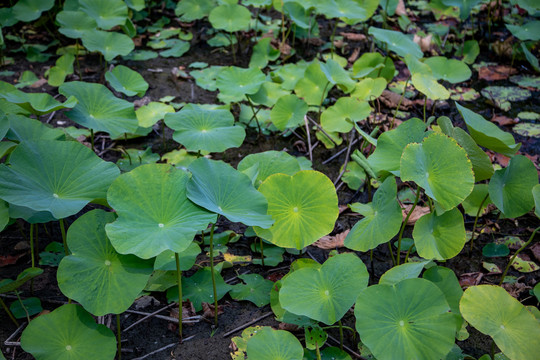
[208,222,219,327]
[396,188,421,266]
[330,20,338,58]
[306,116,338,147]
[117,313,122,359]
[228,33,236,64]
[14,291,30,324]
[259,238,265,267]
[390,77,410,129]
[0,297,19,327]
[317,81,331,122]
[333,131,355,185]
[423,96,427,123]
[304,115,313,162]
[499,226,539,286]
[388,242,396,266]
[59,218,68,256]
[338,320,344,350]
[470,193,489,252]
[175,252,183,342]
[29,223,35,267]
[404,243,415,264]
[316,342,322,360]
[246,96,262,135]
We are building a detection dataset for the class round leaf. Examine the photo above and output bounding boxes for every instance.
[208,4,251,33]
[488,155,538,218]
[237,150,301,188]
[58,210,153,315]
[12,0,54,22]
[270,94,308,131]
[81,30,134,62]
[106,164,216,259]
[321,97,371,133]
[230,274,274,307]
[413,208,466,260]
[175,0,215,21]
[216,66,265,103]
[424,57,472,84]
[246,327,303,360]
[368,27,423,59]
[411,73,450,100]
[0,90,77,116]
[56,11,97,39]
[164,105,245,153]
[400,132,474,213]
[460,285,540,360]
[255,171,338,249]
[355,278,456,360]
[105,65,148,97]
[0,140,119,219]
[136,102,174,128]
[280,253,368,325]
[20,304,116,360]
[186,158,274,228]
[79,0,127,30]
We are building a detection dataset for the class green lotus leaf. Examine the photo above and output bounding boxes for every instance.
[209,4,251,33]
[12,0,54,22]
[368,27,423,59]
[342,161,366,191]
[441,0,482,20]
[175,0,216,21]
[6,114,65,141]
[344,177,402,252]
[80,0,128,30]
[255,171,338,249]
[56,11,97,39]
[250,38,281,69]
[216,66,265,103]
[411,72,450,100]
[237,150,301,188]
[105,65,148,97]
[462,184,491,217]
[488,155,538,219]
[270,94,308,131]
[167,267,232,312]
[379,260,432,286]
[271,279,318,326]
[81,30,134,62]
[9,204,56,224]
[0,90,77,116]
[533,184,540,218]
[413,208,466,260]
[273,62,308,91]
[352,52,395,82]
[122,50,158,61]
[165,105,245,153]
[153,242,201,271]
[116,148,158,172]
[48,53,75,87]
[0,267,43,294]
[319,58,357,93]
[401,132,474,213]
[321,97,371,133]
[350,77,387,101]
[0,200,7,231]
[424,56,472,83]
[506,20,540,41]
[136,102,174,128]
[280,253,367,325]
[106,164,216,259]
[191,65,223,91]
[246,327,303,360]
[249,82,290,108]
[160,39,190,58]
[0,140,119,219]
[14,71,39,89]
[317,0,378,24]
[125,0,145,11]
[294,61,331,105]
[10,297,42,319]
[59,81,138,138]
[460,285,540,360]
[483,243,510,257]
[355,278,456,360]
[187,158,274,228]
[510,75,540,90]
[368,118,426,176]
[230,274,274,307]
[456,103,520,156]
[58,210,153,316]
[20,304,116,360]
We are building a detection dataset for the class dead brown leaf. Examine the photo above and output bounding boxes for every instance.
[338,205,349,214]
[340,32,367,42]
[491,115,518,126]
[395,0,407,16]
[347,47,360,64]
[502,280,531,299]
[30,78,48,88]
[487,150,510,167]
[0,253,26,267]
[202,302,224,319]
[459,272,483,288]
[401,205,430,225]
[313,230,349,249]
[278,323,299,332]
[413,33,433,53]
[530,243,540,262]
[477,65,517,81]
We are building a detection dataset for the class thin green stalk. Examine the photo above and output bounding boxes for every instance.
[470,193,489,252]
[247,96,262,135]
[338,320,344,351]
[423,96,427,123]
[228,32,236,64]
[403,243,415,264]
[330,20,338,58]
[59,219,69,256]
[0,297,19,327]
[209,222,219,327]
[29,223,35,267]
[427,197,434,212]
[259,238,265,267]
[175,252,183,342]
[316,342,322,360]
[117,313,122,359]
[14,291,30,324]
[388,242,396,266]
[499,226,540,286]
[161,121,167,152]
[317,81,331,122]
[396,188,421,265]
[390,77,410,129]
[75,39,82,80]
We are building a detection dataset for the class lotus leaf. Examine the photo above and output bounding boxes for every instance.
[153,243,201,271]
[441,0,483,20]
[10,297,42,319]
[216,66,265,103]
[509,75,540,90]
[48,53,75,87]
[344,177,403,252]
[81,30,134,62]
[187,158,274,228]
[462,184,491,217]
[125,0,145,11]
[79,0,128,30]
[460,285,540,360]
[319,58,357,93]
[273,62,308,91]
[352,52,395,82]
[0,140,119,219]
[20,304,116,360]
[412,72,450,100]
[123,50,158,61]
[270,94,308,131]
[106,164,216,259]
[483,243,510,257]
[246,327,303,360]
[342,161,366,191]
[59,81,138,138]
[105,65,148,97]
[379,260,432,286]
[534,184,540,218]
[368,27,423,59]
[160,39,190,58]
[136,102,174,128]
[175,0,216,21]
[58,210,153,316]
[0,267,43,294]
[237,151,301,188]
[355,278,456,360]
[321,97,371,133]
[230,274,274,307]
[6,115,65,141]
[12,0,54,23]
[456,103,520,156]
[249,82,290,108]
[56,11,97,39]
[255,171,338,249]
[368,118,426,176]
[208,4,251,33]
[0,90,77,116]
[165,105,245,153]
[294,61,331,105]
[506,20,540,41]
[401,132,474,213]
[481,86,531,111]
[424,56,472,83]
[280,253,368,325]
[350,77,387,101]
[191,65,223,91]
[488,155,538,219]
[0,200,7,231]
[250,38,280,69]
